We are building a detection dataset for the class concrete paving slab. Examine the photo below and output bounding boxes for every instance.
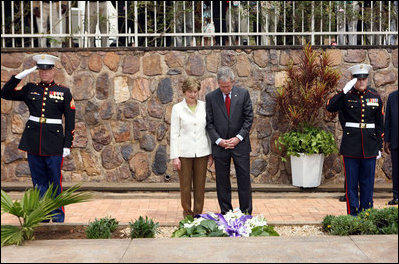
[122,237,373,263]
[2,236,397,263]
[1,239,131,263]
[349,235,398,263]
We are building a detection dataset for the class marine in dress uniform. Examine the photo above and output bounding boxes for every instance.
[326,64,384,216]
[1,54,75,222]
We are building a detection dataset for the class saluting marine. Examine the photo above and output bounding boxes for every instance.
[326,63,384,216]
[1,54,75,223]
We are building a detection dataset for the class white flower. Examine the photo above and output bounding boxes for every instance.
[224,208,244,223]
[245,215,268,231]
[183,217,205,229]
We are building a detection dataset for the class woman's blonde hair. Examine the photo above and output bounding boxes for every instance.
[182,78,201,93]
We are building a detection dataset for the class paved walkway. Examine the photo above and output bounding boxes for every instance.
[2,235,398,263]
[1,190,398,263]
[1,191,396,225]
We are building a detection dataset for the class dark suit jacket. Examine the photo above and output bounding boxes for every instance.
[205,86,253,157]
[384,90,398,150]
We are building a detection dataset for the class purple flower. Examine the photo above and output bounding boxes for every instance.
[198,211,253,237]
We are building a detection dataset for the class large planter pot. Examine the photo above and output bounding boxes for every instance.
[290,153,324,188]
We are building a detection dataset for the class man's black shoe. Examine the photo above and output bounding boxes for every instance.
[339,195,347,202]
[388,198,398,205]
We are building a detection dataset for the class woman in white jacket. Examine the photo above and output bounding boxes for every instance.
[170,78,212,218]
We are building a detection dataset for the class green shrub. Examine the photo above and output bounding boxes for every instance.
[358,207,398,234]
[329,215,361,236]
[85,216,119,239]
[129,216,159,239]
[321,215,335,232]
[322,207,398,236]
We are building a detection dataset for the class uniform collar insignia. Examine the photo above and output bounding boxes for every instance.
[39,81,55,87]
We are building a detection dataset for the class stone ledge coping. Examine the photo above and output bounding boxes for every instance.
[20,222,323,230]
[1,182,393,192]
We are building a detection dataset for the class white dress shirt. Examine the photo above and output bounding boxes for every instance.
[170,99,212,159]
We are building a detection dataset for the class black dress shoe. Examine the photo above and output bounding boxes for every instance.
[339,195,347,202]
[388,198,398,205]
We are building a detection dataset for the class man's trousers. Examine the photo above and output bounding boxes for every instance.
[343,156,376,216]
[28,153,64,222]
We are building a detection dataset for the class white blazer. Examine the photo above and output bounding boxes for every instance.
[170,99,212,159]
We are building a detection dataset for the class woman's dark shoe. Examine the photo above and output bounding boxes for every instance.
[339,195,347,202]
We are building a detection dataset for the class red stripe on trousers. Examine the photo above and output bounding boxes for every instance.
[342,157,350,215]
[60,157,64,214]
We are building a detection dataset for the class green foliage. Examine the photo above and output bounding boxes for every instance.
[250,225,280,237]
[172,216,227,238]
[129,216,160,239]
[85,216,119,239]
[276,126,338,161]
[322,207,398,236]
[321,214,335,232]
[1,184,93,246]
[273,43,341,130]
[329,215,376,236]
[358,207,398,234]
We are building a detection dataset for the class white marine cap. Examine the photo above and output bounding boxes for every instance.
[348,64,372,78]
[32,54,60,69]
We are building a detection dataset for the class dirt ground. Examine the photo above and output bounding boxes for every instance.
[32,225,327,240]
[33,226,129,240]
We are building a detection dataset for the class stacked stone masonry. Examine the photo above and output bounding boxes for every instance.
[1,48,398,184]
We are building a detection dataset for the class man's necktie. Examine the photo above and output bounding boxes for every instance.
[225,93,231,117]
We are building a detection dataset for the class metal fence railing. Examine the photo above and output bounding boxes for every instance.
[1,1,398,49]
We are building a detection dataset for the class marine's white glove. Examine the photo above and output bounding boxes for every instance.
[15,66,37,80]
[376,150,382,160]
[343,78,357,94]
[63,148,71,158]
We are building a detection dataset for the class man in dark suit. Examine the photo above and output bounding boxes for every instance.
[384,90,398,205]
[205,66,254,215]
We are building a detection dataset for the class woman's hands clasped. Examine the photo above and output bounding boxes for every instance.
[173,158,181,171]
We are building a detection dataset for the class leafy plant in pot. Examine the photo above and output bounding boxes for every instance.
[274,42,341,188]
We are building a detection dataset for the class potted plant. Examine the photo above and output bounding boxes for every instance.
[274,43,341,188]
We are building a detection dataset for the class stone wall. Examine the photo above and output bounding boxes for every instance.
[1,48,397,185]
